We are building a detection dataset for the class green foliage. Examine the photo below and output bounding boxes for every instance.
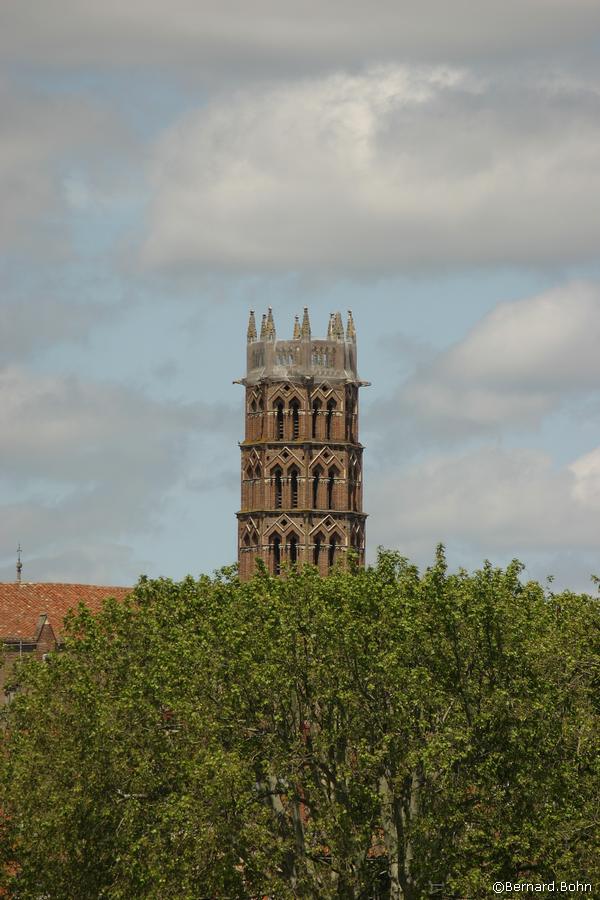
[0,552,598,898]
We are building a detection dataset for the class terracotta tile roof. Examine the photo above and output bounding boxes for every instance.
[0,583,131,641]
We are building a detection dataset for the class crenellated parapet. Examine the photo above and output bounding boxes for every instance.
[243,307,362,387]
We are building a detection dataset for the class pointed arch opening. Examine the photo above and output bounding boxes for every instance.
[252,463,261,508]
[271,534,281,575]
[290,399,300,440]
[246,464,255,508]
[288,534,298,567]
[312,398,321,439]
[312,465,322,509]
[328,533,339,570]
[346,392,355,441]
[326,398,336,440]
[348,459,356,511]
[313,533,323,568]
[273,466,283,509]
[275,400,284,440]
[327,465,338,510]
[290,466,299,508]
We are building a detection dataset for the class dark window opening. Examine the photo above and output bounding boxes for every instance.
[290,467,299,508]
[274,466,283,509]
[272,535,281,575]
[276,401,284,440]
[326,398,336,439]
[327,466,337,509]
[346,394,355,441]
[328,534,338,569]
[289,535,298,566]
[291,400,300,439]
[312,466,322,508]
[313,534,322,567]
[312,399,321,438]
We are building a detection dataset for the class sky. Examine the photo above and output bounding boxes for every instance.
[2,1,600,591]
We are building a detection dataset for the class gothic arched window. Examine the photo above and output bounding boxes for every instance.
[346,393,355,441]
[312,398,321,438]
[326,398,336,440]
[275,400,284,440]
[312,465,322,509]
[290,399,300,439]
[313,533,323,567]
[273,466,283,509]
[289,534,298,566]
[272,535,281,575]
[348,459,356,511]
[252,464,261,507]
[327,466,338,510]
[328,533,338,569]
[290,466,299,508]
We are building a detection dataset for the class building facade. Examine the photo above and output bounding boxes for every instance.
[237,308,367,580]
[0,582,131,704]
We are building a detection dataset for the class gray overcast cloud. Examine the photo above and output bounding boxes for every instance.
[3,1,600,70]
[2,2,600,588]
[142,67,600,273]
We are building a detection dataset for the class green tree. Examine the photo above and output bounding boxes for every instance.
[1,551,598,898]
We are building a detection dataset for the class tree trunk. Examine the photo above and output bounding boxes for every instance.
[378,772,402,900]
[379,765,423,900]
[400,767,422,900]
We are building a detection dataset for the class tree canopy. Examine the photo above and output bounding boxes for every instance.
[1,550,599,899]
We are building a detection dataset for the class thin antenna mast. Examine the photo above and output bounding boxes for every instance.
[16,543,22,584]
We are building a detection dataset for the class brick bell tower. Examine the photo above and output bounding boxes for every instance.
[236,307,368,580]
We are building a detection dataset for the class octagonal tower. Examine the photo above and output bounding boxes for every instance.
[236,307,368,580]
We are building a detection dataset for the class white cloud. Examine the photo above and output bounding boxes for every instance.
[569,446,600,510]
[372,282,600,442]
[441,282,600,388]
[141,66,600,273]
[368,443,600,570]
